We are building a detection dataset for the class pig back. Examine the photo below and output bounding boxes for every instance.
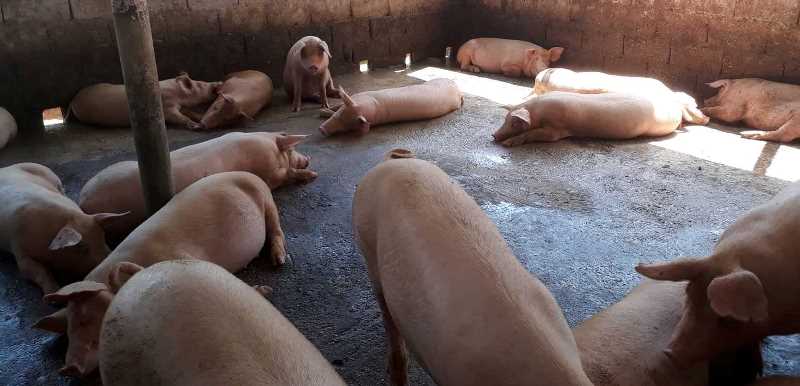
[100,260,346,386]
[69,83,131,127]
[364,79,462,124]
[0,107,17,149]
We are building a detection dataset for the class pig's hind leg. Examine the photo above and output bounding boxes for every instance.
[261,189,288,266]
[376,291,409,386]
[741,117,800,143]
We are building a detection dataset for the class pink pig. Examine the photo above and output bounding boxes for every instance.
[457,38,564,78]
[284,36,339,112]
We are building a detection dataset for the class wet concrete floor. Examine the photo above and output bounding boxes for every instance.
[0,63,798,385]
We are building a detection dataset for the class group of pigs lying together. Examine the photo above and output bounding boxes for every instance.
[1,139,798,385]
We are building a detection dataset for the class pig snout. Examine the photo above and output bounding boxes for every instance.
[61,345,99,378]
[309,64,319,73]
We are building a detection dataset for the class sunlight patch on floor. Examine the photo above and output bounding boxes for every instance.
[407,67,531,106]
[650,125,800,182]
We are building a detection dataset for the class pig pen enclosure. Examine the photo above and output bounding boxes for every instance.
[2,0,800,385]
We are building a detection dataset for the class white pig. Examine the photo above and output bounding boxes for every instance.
[35,171,289,378]
[99,260,346,386]
[493,91,682,147]
[457,38,564,77]
[318,79,463,136]
[0,107,17,150]
[79,132,315,241]
[703,78,800,143]
[0,163,124,294]
[637,180,800,367]
[284,36,339,112]
[353,150,593,386]
[533,68,709,125]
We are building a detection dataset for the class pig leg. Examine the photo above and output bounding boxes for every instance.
[286,168,318,184]
[292,80,303,112]
[181,108,205,123]
[325,79,340,98]
[263,190,287,266]
[500,63,523,78]
[319,80,330,110]
[502,127,569,147]
[700,105,744,123]
[741,118,800,143]
[164,105,202,130]
[682,106,711,125]
[376,291,409,386]
[15,251,59,294]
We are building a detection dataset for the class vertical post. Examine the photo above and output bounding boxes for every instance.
[110,0,174,215]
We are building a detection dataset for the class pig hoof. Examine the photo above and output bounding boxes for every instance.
[253,285,273,298]
[270,237,287,266]
[741,131,767,140]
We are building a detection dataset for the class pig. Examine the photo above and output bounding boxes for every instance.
[750,378,800,386]
[493,91,682,147]
[456,38,564,78]
[575,279,762,386]
[98,260,346,386]
[0,163,125,294]
[35,171,289,377]
[352,149,593,386]
[532,68,710,125]
[0,107,17,150]
[79,132,315,242]
[68,72,221,129]
[636,180,800,368]
[284,36,339,112]
[199,70,273,130]
[702,78,800,143]
[319,79,463,136]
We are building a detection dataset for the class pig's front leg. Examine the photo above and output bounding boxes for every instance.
[286,168,318,184]
[181,107,205,123]
[262,190,287,266]
[292,78,303,113]
[741,118,800,143]
[502,127,569,147]
[164,105,202,130]
[319,78,330,109]
[15,254,59,294]
[700,105,745,123]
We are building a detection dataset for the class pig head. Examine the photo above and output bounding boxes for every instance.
[300,37,331,76]
[526,47,564,77]
[493,107,534,143]
[319,87,370,136]
[199,93,252,130]
[168,72,221,107]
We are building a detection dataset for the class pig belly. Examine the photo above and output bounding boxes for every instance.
[369,81,461,124]
[556,95,680,139]
[71,85,131,127]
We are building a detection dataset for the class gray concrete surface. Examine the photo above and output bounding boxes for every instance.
[0,63,798,385]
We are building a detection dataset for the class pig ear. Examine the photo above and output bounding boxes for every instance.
[276,134,309,151]
[549,47,565,62]
[49,225,83,251]
[177,74,193,90]
[510,108,531,130]
[32,310,68,333]
[635,257,708,281]
[707,270,769,323]
[221,93,235,104]
[339,87,355,106]
[108,262,144,293]
[525,48,540,59]
[357,116,370,134]
[92,212,130,229]
[320,40,332,58]
[43,281,109,305]
[707,80,730,90]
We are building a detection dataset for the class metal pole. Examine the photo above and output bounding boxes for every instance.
[110,0,174,215]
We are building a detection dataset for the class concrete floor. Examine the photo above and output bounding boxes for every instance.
[1,63,799,385]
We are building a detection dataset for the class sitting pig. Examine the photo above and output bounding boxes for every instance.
[99,260,346,386]
[284,36,339,112]
[353,150,593,386]
[79,132,315,241]
[533,68,709,125]
[0,107,17,150]
[493,91,682,147]
[456,38,564,78]
[199,70,273,130]
[0,163,125,294]
[703,78,800,143]
[35,171,289,377]
[68,72,221,129]
[637,180,800,367]
[319,79,462,136]
[576,279,762,386]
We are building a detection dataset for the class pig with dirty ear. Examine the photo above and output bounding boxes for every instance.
[284,36,340,112]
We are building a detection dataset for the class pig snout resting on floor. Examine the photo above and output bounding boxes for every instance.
[284,36,339,112]
[493,91,682,147]
[79,132,315,241]
[703,78,800,143]
[36,171,289,377]
[456,38,564,78]
[199,70,273,130]
[68,72,221,129]
[319,79,463,136]
[575,279,763,386]
[99,260,346,386]
[0,107,17,150]
[533,68,709,125]
[0,163,125,294]
[353,150,592,386]
[637,180,800,368]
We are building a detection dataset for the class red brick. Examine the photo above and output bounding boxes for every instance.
[2,0,70,22]
[389,0,448,16]
[352,0,389,18]
[188,0,237,11]
[71,0,112,19]
[310,0,352,24]
[220,4,268,34]
[734,0,800,26]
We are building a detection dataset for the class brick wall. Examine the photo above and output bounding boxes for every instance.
[463,0,800,99]
[0,0,459,129]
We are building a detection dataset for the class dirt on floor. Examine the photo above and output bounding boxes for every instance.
[0,63,798,385]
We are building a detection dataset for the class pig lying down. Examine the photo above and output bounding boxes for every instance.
[637,180,800,367]
[533,68,709,125]
[0,107,17,150]
[0,163,124,294]
[99,260,346,386]
[69,72,220,129]
[36,171,289,377]
[494,91,682,147]
[319,79,462,136]
[457,38,564,77]
[576,279,762,386]
[79,132,315,241]
[703,78,800,143]
[284,36,339,112]
[353,150,592,386]
[199,70,273,130]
